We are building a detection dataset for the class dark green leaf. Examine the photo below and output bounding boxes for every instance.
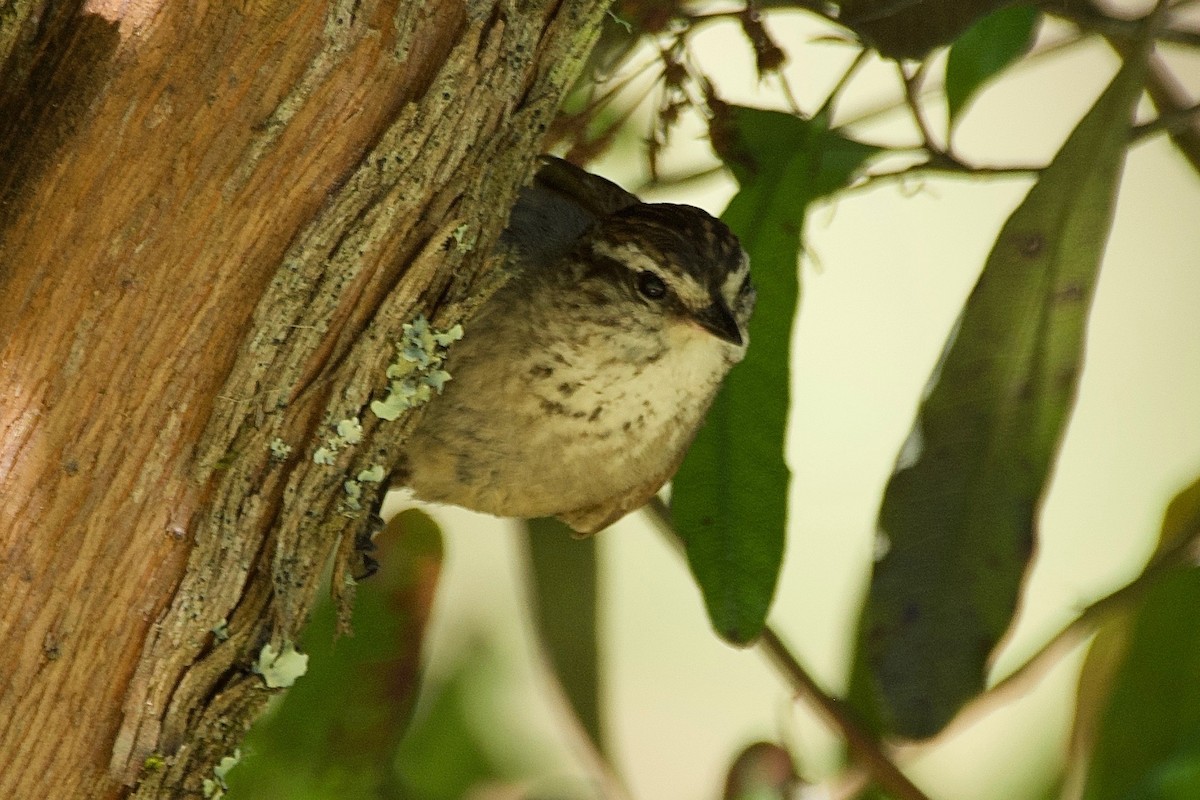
[524,517,601,750]
[673,104,878,644]
[945,5,1039,125]
[852,46,1150,738]
[227,510,443,800]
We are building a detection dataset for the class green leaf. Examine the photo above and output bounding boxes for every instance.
[1070,476,1200,800]
[227,510,443,800]
[852,47,1150,738]
[524,517,601,750]
[673,104,878,644]
[945,5,1039,126]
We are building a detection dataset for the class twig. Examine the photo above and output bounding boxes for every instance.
[1132,101,1200,140]
[1043,0,1200,48]
[536,650,634,800]
[837,20,1105,133]
[847,157,1042,196]
[1140,54,1200,173]
[642,498,933,800]
[897,59,945,155]
[984,520,1200,701]
[817,47,871,120]
[1092,0,1200,174]
[758,627,935,800]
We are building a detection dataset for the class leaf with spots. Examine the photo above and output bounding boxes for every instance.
[672,104,879,644]
[849,44,1151,738]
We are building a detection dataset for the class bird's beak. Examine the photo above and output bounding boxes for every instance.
[691,300,743,346]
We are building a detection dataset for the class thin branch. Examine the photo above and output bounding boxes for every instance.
[1141,54,1200,173]
[846,157,1042,196]
[984,520,1200,702]
[1132,100,1200,140]
[642,498,933,800]
[648,97,1187,197]
[897,59,944,155]
[758,627,935,800]
[1043,0,1200,48]
[536,649,634,800]
[818,47,871,120]
[1091,0,1200,174]
[838,21,1104,133]
[775,68,805,117]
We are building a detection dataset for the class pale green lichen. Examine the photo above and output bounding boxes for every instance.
[211,619,230,642]
[343,479,363,511]
[341,464,386,512]
[424,369,452,392]
[336,417,364,445]
[268,437,292,461]
[202,749,241,799]
[371,316,463,421]
[214,750,240,781]
[253,643,308,689]
[432,324,465,347]
[313,416,366,465]
[358,464,386,483]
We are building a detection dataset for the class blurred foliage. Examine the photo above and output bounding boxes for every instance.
[392,640,552,800]
[226,511,442,799]
[524,517,602,749]
[722,741,802,799]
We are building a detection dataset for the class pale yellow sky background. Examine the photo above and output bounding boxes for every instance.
[393,6,1200,799]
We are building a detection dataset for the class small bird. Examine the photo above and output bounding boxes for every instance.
[402,156,754,534]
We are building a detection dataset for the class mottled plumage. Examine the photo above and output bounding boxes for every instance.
[402,157,754,533]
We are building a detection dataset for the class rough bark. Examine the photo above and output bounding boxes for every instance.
[0,1,608,797]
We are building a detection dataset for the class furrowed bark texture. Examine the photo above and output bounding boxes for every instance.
[0,1,608,797]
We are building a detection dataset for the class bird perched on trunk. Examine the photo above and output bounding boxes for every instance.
[401,156,754,534]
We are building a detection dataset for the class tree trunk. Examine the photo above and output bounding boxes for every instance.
[0,1,607,796]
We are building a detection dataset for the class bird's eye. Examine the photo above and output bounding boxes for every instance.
[636,271,667,300]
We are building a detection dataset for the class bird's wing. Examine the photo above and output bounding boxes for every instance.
[531,155,639,217]
[500,156,640,270]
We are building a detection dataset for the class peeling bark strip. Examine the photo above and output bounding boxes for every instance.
[0,1,609,797]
